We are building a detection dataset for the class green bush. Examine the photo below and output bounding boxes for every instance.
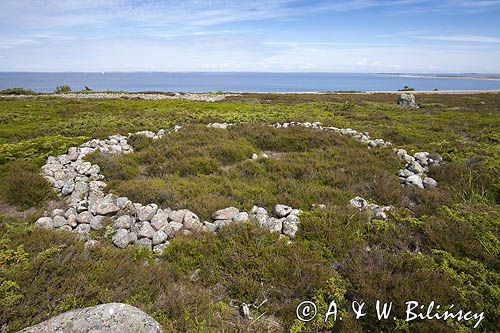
[0,88,36,95]
[54,85,71,94]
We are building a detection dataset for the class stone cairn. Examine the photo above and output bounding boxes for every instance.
[36,121,442,252]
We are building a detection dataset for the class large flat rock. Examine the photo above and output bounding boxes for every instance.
[19,303,162,333]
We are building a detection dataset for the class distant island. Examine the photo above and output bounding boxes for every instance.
[394,73,500,80]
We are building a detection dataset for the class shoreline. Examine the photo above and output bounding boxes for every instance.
[1,89,499,101]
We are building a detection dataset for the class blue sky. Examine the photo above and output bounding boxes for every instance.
[1,0,500,72]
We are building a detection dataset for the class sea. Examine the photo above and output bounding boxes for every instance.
[1,72,500,93]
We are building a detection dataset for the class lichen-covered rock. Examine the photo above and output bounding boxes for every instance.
[18,303,162,333]
[272,204,292,218]
[211,207,239,220]
[112,229,130,248]
[406,174,424,189]
[397,93,418,108]
[35,217,54,229]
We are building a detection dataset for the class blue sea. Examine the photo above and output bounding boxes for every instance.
[1,72,500,93]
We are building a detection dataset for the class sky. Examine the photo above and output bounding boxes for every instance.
[1,0,500,73]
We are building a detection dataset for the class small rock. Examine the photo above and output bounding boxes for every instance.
[272,204,292,218]
[406,174,424,189]
[349,196,368,209]
[113,215,134,229]
[150,211,169,230]
[423,177,438,188]
[53,216,67,228]
[137,204,158,222]
[35,217,54,229]
[112,229,129,248]
[90,215,105,230]
[76,211,93,224]
[137,222,155,239]
[233,212,249,223]
[211,207,239,220]
[168,209,186,223]
[152,230,168,245]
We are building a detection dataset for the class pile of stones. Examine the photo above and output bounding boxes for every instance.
[270,121,393,148]
[36,125,301,252]
[349,196,393,220]
[35,120,443,251]
[394,149,441,189]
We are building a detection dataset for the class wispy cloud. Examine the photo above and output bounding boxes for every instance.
[415,35,500,43]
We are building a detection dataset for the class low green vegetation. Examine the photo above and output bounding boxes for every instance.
[54,85,72,93]
[0,93,498,332]
[0,88,36,95]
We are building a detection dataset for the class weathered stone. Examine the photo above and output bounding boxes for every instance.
[406,174,424,189]
[113,215,134,229]
[232,212,249,223]
[95,194,120,215]
[263,217,283,233]
[168,209,186,223]
[349,196,367,209]
[59,225,73,232]
[76,211,93,224]
[61,180,75,196]
[35,217,54,229]
[211,207,239,220]
[214,219,233,228]
[397,93,418,108]
[397,169,415,178]
[18,303,162,333]
[112,229,129,248]
[90,215,105,230]
[423,177,438,188]
[53,216,67,228]
[152,230,168,245]
[137,222,155,239]
[203,221,218,232]
[272,204,292,218]
[407,161,424,174]
[283,215,299,238]
[168,222,183,233]
[150,211,169,230]
[52,208,65,217]
[128,231,138,244]
[137,204,158,221]
[183,211,202,230]
[74,224,91,239]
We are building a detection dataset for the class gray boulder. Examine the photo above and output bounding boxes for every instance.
[137,222,155,239]
[397,93,418,108]
[406,174,424,189]
[137,204,158,222]
[18,303,162,333]
[272,204,292,218]
[112,229,129,248]
[35,217,54,229]
[211,207,239,220]
[423,177,438,188]
[95,194,120,216]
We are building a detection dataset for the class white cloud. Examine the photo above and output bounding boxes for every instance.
[415,35,500,43]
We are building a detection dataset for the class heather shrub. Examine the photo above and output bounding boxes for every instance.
[0,160,55,209]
